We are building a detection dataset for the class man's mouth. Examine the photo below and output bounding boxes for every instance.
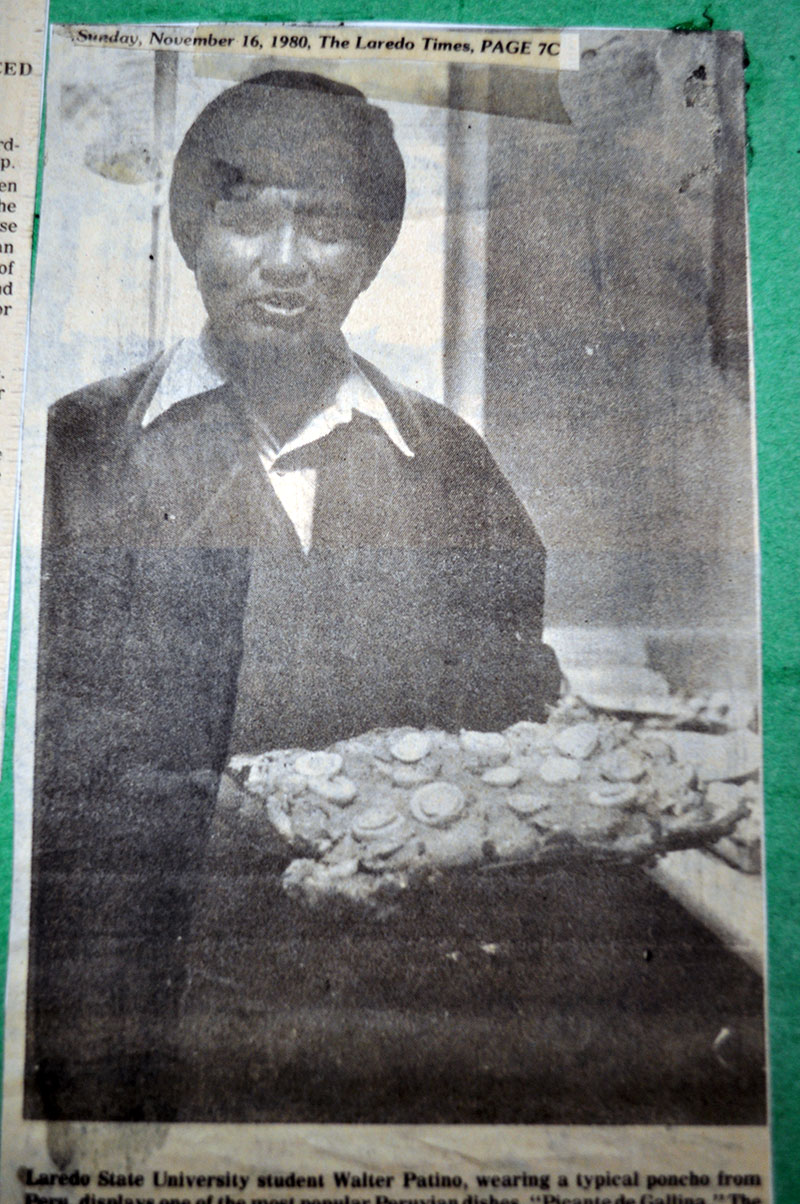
[245,291,309,325]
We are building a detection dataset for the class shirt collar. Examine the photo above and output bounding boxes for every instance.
[141,334,414,461]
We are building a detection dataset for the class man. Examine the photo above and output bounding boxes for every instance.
[27,70,560,1120]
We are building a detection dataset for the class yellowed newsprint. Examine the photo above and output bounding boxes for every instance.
[3,22,770,1204]
[0,0,47,743]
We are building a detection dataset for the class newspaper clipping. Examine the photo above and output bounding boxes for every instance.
[0,0,46,738]
[2,21,769,1203]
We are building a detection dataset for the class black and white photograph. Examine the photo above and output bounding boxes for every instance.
[5,23,767,1154]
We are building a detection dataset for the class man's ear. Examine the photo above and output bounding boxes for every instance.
[359,266,377,293]
[357,241,382,294]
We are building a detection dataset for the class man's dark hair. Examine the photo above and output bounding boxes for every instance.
[169,70,406,279]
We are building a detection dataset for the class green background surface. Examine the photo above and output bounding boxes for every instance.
[2,0,797,1198]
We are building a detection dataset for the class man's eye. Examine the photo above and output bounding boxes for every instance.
[212,199,265,235]
[301,212,357,242]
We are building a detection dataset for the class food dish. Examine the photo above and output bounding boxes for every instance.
[229,694,760,905]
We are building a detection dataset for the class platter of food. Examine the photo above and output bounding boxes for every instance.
[227,694,760,907]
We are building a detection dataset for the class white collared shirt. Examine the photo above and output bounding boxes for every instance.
[141,337,414,553]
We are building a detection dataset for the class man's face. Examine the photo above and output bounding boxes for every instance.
[194,182,373,352]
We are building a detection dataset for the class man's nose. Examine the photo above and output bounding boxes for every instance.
[254,218,308,284]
